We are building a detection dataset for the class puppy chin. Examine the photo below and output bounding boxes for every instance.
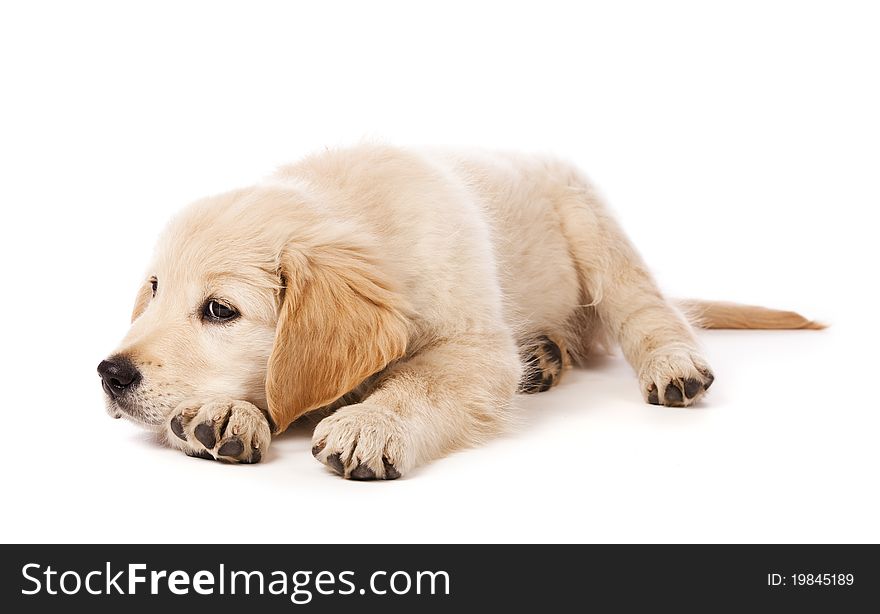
[105,397,166,430]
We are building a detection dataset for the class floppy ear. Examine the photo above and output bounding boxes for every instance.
[131,281,152,322]
[265,245,409,432]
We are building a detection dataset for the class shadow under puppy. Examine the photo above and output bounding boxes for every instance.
[98,145,822,479]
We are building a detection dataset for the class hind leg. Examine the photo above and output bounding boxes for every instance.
[595,257,715,407]
[558,187,714,406]
[518,334,569,394]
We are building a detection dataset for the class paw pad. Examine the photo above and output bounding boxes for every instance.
[383,457,401,480]
[194,422,217,449]
[326,453,345,475]
[170,414,187,441]
[518,335,565,394]
[217,437,244,457]
[167,400,271,464]
[310,405,407,480]
[647,372,714,407]
[350,464,376,480]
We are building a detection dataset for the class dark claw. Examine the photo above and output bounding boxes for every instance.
[249,448,262,464]
[312,441,326,458]
[186,450,215,461]
[350,464,376,480]
[683,378,703,398]
[383,457,401,480]
[170,414,187,441]
[665,382,684,404]
[647,385,660,405]
[326,453,344,475]
[217,437,244,457]
[194,422,216,449]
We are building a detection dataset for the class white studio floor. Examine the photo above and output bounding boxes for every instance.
[4,321,876,544]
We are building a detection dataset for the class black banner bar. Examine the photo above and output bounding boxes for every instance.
[2,545,876,612]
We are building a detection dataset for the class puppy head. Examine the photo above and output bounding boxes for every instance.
[99,187,408,432]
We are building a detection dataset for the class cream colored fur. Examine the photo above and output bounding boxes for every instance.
[102,144,819,478]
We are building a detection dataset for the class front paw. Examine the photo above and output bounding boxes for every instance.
[166,399,271,463]
[311,403,410,480]
[639,349,714,407]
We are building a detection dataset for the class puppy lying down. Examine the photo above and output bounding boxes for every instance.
[98,145,821,479]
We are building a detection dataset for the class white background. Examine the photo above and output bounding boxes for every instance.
[1,1,877,543]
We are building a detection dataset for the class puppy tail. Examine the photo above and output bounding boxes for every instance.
[676,299,827,330]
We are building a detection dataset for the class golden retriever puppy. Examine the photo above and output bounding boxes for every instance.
[98,145,821,478]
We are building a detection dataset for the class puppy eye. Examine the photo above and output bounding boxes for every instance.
[150,277,158,297]
[203,299,239,323]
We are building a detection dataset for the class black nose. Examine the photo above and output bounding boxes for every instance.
[97,355,141,398]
